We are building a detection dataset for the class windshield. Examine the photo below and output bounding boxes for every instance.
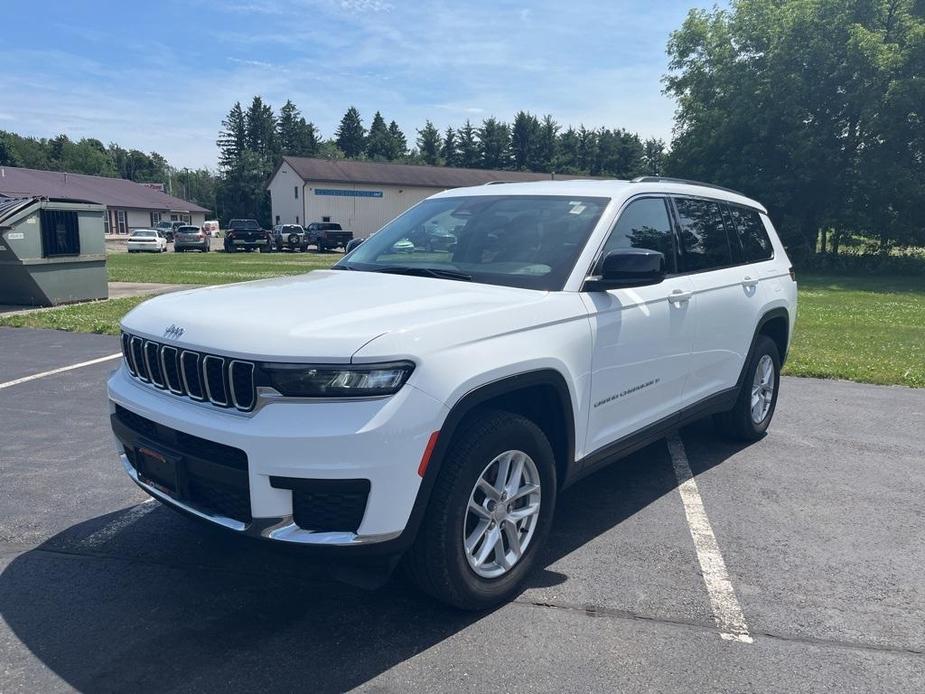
[337,195,608,290]
[132,231,156,238]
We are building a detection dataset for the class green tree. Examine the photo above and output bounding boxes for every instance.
[417,120,441,165]
[441,127,459,167]
[556,126,581,173]
[0,131,21,166]
[278,100,319,157]
[386,121,408,160]
[335,106,366,158]
[217,102,247,170]
[511,111,541,170]
[478,117,512,170]
[664,0,925,254]
[366,111,392,160]
[643,138,666,176]
[537,115,559,172]
[458,120,480,168]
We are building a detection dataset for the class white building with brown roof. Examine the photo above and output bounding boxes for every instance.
[267,157,580,239]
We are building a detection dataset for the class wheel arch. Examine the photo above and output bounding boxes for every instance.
[398,369,577,551]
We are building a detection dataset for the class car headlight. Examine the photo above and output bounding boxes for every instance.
[261,361,414,397]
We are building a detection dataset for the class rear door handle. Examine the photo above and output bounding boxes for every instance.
[668,289,693,304]
[742,275,759,288]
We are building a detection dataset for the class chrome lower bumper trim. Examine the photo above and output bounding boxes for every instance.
[121,454,401,546]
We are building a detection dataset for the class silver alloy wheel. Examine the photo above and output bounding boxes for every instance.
[463,449,542,579]
[751,354,775,424]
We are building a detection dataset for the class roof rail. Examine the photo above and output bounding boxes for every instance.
[631,176,748,198]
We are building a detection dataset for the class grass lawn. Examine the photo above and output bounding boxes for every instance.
[2,257,922,387]
[106,249,337,285]
[783,274,924,388]
[0,296,149,335]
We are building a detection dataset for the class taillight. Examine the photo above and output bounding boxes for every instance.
[788,266,796,281]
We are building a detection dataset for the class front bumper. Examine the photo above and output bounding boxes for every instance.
[108,365,448,548]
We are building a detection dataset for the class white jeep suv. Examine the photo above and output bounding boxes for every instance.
[109,177,796,609]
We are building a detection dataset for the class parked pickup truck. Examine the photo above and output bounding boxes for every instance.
[224,219,271,253]
[306,222,353,252]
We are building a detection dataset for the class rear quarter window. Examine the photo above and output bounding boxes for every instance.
[728,205,774,262]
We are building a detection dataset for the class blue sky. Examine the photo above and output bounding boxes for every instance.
[0,0,720,169]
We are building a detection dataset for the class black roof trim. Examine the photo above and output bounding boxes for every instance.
[631,176,749,198]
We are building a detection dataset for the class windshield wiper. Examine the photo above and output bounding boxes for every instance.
[372,266,472,281]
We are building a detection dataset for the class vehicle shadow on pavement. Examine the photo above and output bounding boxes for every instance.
[0,420,753,693]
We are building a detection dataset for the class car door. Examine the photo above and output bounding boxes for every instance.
[581,196,697,455]
[671,196,759,405]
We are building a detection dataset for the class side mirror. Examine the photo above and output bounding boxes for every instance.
[584,248,666,291]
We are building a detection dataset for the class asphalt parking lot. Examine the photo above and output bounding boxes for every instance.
[1,326,923,693]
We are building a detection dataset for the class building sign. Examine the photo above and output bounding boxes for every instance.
[314,188,384,198]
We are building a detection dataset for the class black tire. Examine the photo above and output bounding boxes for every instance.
[224,242,235,253]
[714,334,781,441]
[404,410,557,610]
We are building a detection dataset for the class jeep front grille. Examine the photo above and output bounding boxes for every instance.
[121,331,256,412]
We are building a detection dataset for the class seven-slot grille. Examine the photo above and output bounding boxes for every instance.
[121,332,256,411]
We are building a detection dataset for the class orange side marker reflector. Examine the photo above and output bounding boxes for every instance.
[417,431,440,478]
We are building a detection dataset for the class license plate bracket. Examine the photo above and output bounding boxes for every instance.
[137,446,180,496]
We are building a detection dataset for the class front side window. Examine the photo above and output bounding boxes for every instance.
[728,205,773,262]
[596,197,675,273]
[339,195,609,290]
[673,197,733,272]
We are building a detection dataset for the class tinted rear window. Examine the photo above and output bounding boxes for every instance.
[728,206,773,262]
[674,197,733,272]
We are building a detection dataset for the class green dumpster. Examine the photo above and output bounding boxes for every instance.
[0,196,107,307]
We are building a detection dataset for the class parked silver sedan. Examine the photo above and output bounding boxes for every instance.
[173,225,210,253]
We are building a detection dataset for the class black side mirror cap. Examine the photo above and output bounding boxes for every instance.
[583,248,666,291]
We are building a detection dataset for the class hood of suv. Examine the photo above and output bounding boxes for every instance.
[120,270,549,362]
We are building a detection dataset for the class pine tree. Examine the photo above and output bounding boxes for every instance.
[217,102,247,170]
[244,96,279,165]
[511,111,541,170]
[441,127,459,167]
[537,115,559,172]
[458,120,479,168]
[478,117,512,170]
[278,100,319,157]
[643,138,665,176]
[416,120,441,165]
[335,106,366,158]
[576,125,597,173]
[556,126,580,173]
[366,111,392,160]
[386,121,407,160]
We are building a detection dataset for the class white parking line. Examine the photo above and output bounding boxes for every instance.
[79,501,156,549]
[0,353,122,391]
[667,433,753,644]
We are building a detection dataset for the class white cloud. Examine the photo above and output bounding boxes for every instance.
[0,0,717,167]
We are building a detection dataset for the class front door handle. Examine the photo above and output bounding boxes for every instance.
[742,275,759,288]
[668,289,693,304]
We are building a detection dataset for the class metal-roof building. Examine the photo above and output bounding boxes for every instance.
[267,157,583,239]
[0,166,209,235]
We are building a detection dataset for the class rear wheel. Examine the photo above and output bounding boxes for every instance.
[714,335,781,441]
[405,410,556,610]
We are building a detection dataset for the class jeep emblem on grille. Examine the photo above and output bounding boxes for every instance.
[163,324,185,340]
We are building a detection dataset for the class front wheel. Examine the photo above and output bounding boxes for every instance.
[405,410,556,610]
[714,334,781,441]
